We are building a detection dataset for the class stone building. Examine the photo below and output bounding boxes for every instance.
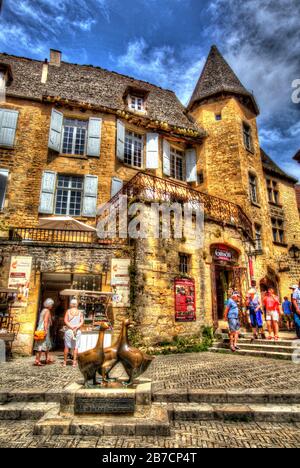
[0,45,299,354]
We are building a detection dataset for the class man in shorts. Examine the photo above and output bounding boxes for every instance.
[282,296,293,331]
[224,291,241,352]
[263,288,282,341]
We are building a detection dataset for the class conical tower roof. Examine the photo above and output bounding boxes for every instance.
[188,45,259,115]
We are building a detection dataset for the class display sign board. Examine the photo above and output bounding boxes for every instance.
[175,278,196,322]
[8,256,32,307]
[213,244,239,263]
[112,285,130,308]
[111,259,130,286]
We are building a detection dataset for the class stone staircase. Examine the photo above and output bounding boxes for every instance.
[1,386,300,427]
[209,332,298,361]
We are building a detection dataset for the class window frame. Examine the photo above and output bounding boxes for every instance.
[243,122,253,152]
[54,174,84,217]
[170,146,185,182]
[179,253,191,275]
[254,224,263,253]
[0,168,9,211]
[249,173,259,204]
[61,118,88,157]
[124,130,144,169]
[271,217,285,245]
[267,178,280,206]
[128,95,145,112]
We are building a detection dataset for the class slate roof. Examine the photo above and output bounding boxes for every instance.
[261,149,298,184]
[188,45,259,115]
[293,150,300,162]
[0,52,203,134]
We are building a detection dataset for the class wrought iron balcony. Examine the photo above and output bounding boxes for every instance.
[101,172,253,240]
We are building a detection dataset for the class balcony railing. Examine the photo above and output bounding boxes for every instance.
[9,228,97,244]
[101,172,253,240]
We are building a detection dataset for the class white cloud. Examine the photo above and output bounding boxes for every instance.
[114,38,205,104]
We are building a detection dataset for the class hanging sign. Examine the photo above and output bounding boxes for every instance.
[8,256,32,307]
[213,245,239,263]
[174,278,196,322]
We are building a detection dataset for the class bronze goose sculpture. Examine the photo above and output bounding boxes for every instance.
[78,322,110,387]
[117,319,154,386]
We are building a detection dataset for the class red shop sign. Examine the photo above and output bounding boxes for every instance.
[174,278,196,322]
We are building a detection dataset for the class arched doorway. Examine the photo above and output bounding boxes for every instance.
[260,268,280,298]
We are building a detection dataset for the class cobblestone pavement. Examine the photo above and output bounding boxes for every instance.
[1,352,300,391]
[1,352,300,448]
[0,421,299,448]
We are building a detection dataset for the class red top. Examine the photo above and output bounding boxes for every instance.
[263,295,280,311]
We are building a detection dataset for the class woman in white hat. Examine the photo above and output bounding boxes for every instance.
[63,299,84,368]
[34,298,55,366]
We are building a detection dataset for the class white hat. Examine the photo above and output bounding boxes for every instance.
[290,285,299,290]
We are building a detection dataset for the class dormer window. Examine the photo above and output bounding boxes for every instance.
[128,95,144,112]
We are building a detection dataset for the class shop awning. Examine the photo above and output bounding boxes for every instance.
[38,216,96,232]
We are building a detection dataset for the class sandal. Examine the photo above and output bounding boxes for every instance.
[45,360,55,365]
[72,362,78,368]
[230,346,236,353]
[62,362,67,367]
[34,361,44,367]
[274,336,279,341]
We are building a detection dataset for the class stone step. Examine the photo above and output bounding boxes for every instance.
[209,347,293,361]
[0,402,58,420]
[169,403,300,422]
[221,337,295,347]
[34,404,170,437]
[215,342,295,354]
[0,389,62,404]
[153,389,300,405]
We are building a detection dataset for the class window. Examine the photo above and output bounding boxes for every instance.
[171,147,185,181]
[129,95,144,112]
[243,122,253,152]
[215,113,222,121]
[271,217,285,244]
[249,174,259,204]
[197,171,204,185]
[0,72,5,101]
[254,224,263,252]
[267,179,280,205]
[179,254,190,275]
[62,118,88,156]
[124,131,143,168]
[0,169,8,210]
[55,175,84,216]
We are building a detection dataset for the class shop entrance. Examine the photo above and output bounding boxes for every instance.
[40,272,102,351]
[211,244,248,328]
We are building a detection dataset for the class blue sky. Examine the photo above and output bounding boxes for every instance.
[0,0,299,181]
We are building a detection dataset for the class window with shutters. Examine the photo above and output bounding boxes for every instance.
[243,122,253,152]
[62,118,88,156]
[271,217,285,245]
[170,147,185,181]
[249,173,259,204]
[0,168,8,211]
[267,179,280,205]
[124,131,143,168]
[55,175,84,216]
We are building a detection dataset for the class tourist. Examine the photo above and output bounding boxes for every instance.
[224,291,241,352]
[63,299,84,368]
[33,298,55,366]
[282,296,294,331]
[263,288,282,341]
[292,283,300,340]
[246,288,264,340]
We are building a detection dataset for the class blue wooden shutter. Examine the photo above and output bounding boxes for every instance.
[146,133,159,169]
[111,177,123,198]
[48,109,63,152]
[82,175,98,217]
[39,171,57,214]
[163,139,171,176]
[0,109,19,147]
[186,148,197,182]
[116,120,125,161]
[87,117,102,157]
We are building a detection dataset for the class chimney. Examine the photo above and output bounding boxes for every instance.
[41,59,48,84]
[50,49,62,67]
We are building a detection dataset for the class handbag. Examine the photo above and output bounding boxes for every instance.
[34,330,46,342]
